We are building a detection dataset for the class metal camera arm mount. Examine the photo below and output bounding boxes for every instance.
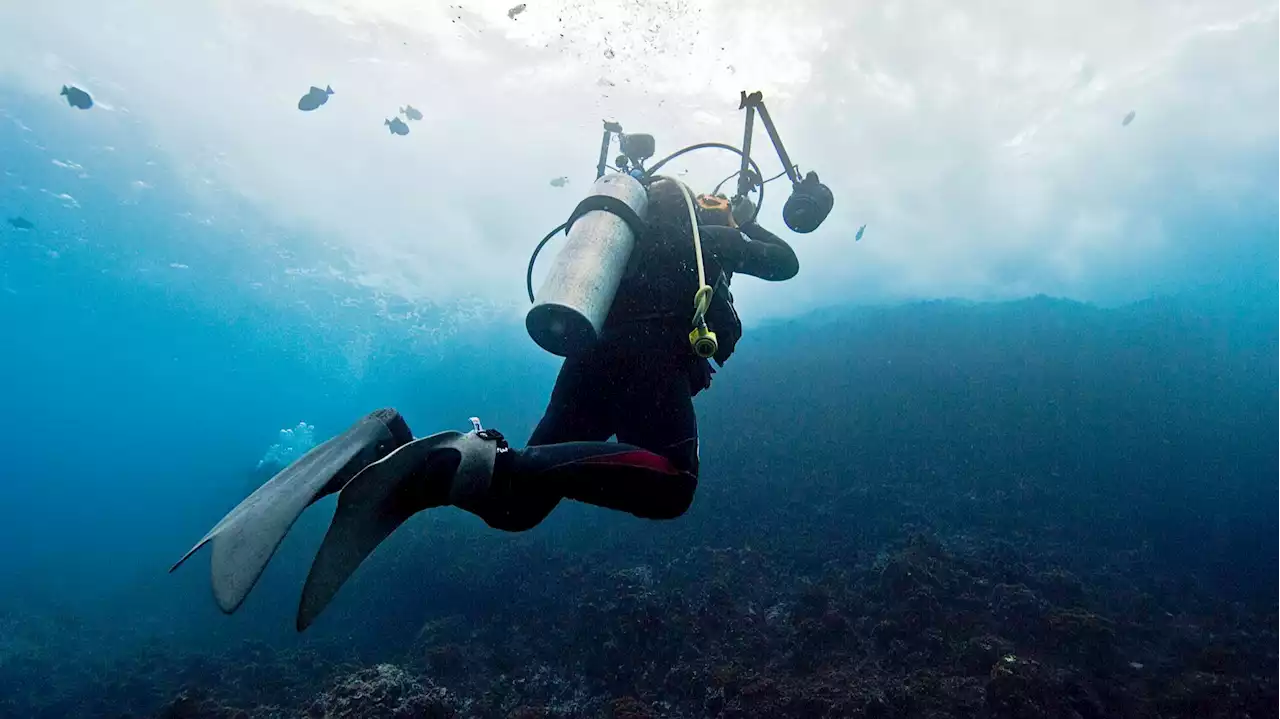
[596,121,656,180]
[734,91,834,234]
[592,91,834,234]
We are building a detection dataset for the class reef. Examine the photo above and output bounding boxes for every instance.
[6,509,1273,718]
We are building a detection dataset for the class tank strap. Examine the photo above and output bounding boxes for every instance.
[565,194,647,239]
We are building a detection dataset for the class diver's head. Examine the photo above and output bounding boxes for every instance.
[645,177,696,239]
[695,193,735,228]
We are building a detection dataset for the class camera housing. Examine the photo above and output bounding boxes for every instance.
[619,133,655,164]
[782,171,834,234]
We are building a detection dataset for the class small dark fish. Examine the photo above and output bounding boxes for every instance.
[401,105,423,121]
[7,216,34,230]
[297,85,334,112]
[508,3,527,19]
[60,85,93,110]
[550,176,568,187]
[385,117,410,136]
[1122,110,1136,127]
[855,224,866,242]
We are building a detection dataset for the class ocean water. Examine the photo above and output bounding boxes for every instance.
[1,2,1277,718]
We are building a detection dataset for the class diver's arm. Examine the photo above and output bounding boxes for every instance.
[700,224,799,281]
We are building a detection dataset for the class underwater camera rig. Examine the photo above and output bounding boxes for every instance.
[525,91,834,358]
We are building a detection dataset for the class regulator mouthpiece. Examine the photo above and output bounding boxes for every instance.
[783,171,834,234]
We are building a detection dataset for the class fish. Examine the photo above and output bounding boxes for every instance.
[1122,110,1136,127]
[508,3,527,19]
[855,224,866,242]
[60,85,93,110]
[297,85,334,112]
[385,117,410,136]
[550,176,569,187]
[7,216,34,231]
[400,105,423,121]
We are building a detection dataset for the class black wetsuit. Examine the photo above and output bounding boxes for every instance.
[475,220,798,532]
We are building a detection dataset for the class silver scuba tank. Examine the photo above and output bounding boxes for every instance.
[526,173,649,357]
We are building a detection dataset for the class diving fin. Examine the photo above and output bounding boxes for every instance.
[296,429,501,631]
[171,408,412,614]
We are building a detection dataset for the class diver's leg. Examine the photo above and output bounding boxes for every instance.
[608,353,701,516]
[466,346,699,525]
[296,417,692,629]
[478,351,615,532]
[485,339,701,522]
[489,439,696,521]
[528,349,614,445]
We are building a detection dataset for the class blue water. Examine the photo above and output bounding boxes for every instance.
[0,16,1277,715]
[0,90,547,632]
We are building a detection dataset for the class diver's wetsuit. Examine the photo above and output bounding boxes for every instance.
[477,217,798,532]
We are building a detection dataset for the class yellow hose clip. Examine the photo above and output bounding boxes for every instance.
[689,324,719,359]
[689,284,718,359]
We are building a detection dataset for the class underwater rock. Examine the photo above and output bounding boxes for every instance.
[1157,670,1271,718]
[303,664,459,718]
[986,655,1053,718]
[959,634,1017,675]
[1046,607,1118,665]
[611,696,657,719]
[60,85,93,110]
[986,655,1105,719]
[298,85,334,111]
[157,689,246,719]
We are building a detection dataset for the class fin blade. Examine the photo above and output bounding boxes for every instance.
[297,436,461,631]
[172,411,407,614]
[169,534,213,574]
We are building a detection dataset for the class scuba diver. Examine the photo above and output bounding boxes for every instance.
[478,177,799,533]
[172,92,834,631]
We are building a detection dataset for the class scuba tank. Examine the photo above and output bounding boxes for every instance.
[526,173,649,357]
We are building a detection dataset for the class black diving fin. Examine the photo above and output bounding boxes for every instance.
[170,408,413,614]
[296,428,503,631]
